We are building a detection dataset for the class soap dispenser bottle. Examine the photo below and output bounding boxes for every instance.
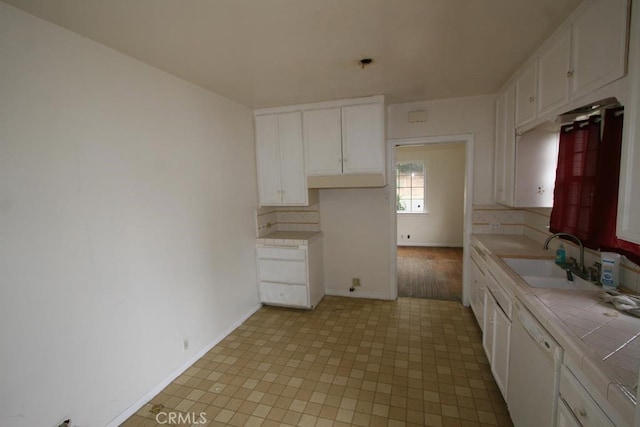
[555,244,566,265]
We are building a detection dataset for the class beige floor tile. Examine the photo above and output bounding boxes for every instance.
[122,297,512,427]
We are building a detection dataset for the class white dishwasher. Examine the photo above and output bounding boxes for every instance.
[507,299,563,427]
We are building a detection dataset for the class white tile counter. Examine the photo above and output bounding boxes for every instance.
[473,234,639,425]
[256,231,322,246]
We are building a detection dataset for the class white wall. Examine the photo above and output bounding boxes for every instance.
[388,95,496,204]
[0,4,259,426]
[320,96,494,300]
[397,143,466,246]
[320,188,391,299]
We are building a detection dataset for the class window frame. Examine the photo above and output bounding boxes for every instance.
[396,160,429,214]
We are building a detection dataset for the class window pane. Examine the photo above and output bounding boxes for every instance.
[397,176,412,188]
[411,187,423,199]
[398,188,411,199]
[396,160,427,213]
[412,199,424,212]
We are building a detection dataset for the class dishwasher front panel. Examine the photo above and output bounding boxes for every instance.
[507,300,563,427]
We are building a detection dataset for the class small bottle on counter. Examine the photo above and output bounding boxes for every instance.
[555,244,566,265]
[601,252,621,290]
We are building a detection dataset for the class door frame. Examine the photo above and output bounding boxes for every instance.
[387,134,475,305]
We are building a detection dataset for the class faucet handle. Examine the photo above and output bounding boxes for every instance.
[589,262,602,282]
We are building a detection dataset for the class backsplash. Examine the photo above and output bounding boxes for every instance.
[255,204,321,237]
[472,205,524,234]
[473,205,640,293]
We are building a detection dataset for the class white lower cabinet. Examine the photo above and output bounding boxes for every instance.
[482,269,512,400]
[470,243,488,330]
[256,238,324,309]
[558,366,615,427]
[558,398,582,427]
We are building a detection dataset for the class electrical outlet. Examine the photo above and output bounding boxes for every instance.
[182,338,189,352]
[352,278,361,287]
[490,223,501,230]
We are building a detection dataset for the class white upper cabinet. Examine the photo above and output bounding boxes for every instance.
[303,108,342,176]
[514,61,537,128]
[255,112,308,206]
[570,0,628,100]
[494,83,516,206]
[537,28,571,116]
[509,0,629,133]
[302,96,386,187]
[341,103,385,174]
[617,0,640,244]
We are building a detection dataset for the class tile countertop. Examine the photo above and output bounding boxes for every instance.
[473,234,639,425]
[256,231,322,246]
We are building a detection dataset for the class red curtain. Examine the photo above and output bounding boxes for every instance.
[550,108,640,265]
[550,116,601,244]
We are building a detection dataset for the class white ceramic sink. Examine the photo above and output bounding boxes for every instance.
[503,258,566,278]
[502,258,598,291]
[520,275,598,290]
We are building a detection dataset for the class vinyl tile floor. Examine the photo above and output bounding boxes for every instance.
[122,296,513,427]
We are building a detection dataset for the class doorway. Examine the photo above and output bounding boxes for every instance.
[389,135,473,303]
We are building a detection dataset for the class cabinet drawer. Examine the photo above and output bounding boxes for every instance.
[260,282,308,307]
[485,270,512,320]
[257,246,306,261]
[258,259,307,285]
[559,366,614,427]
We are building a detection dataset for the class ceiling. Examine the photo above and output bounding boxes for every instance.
[3,0,583,108]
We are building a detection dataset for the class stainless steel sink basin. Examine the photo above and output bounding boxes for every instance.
[502,258,598,291]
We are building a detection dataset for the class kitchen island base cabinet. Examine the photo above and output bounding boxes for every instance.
[256,238,324,309]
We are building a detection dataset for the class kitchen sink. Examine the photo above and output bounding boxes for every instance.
[520,275,598,290]
[503,258,566,278]
[502,258,598,291]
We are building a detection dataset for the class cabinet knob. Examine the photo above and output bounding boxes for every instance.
[567,70,574,78]
[529,96,535,103]
[577,408,587,418]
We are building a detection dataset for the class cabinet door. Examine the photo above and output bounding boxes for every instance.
[255,114,282,205]
[278,112,307,205]
[538,28,571,116]
[491,304,511,399]
[341,103,385,174]
[303,108,342,176]
[618,0,640,244]
[570,0,628,100]
[514,127,559,207]
[494,84,515,206]
[514,61,537,128]
[482,293,495,362]
[470,257,485,327]
[557,399,581,427]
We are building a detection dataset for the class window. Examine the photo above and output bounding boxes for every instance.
[550,107,640,265]
[396,161,427,213]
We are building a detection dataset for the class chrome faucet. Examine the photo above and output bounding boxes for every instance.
[543,232,585,274]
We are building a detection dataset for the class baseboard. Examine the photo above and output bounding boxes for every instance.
[397,242,463,248]
[324,289,394,300]
[107,302,262,427]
